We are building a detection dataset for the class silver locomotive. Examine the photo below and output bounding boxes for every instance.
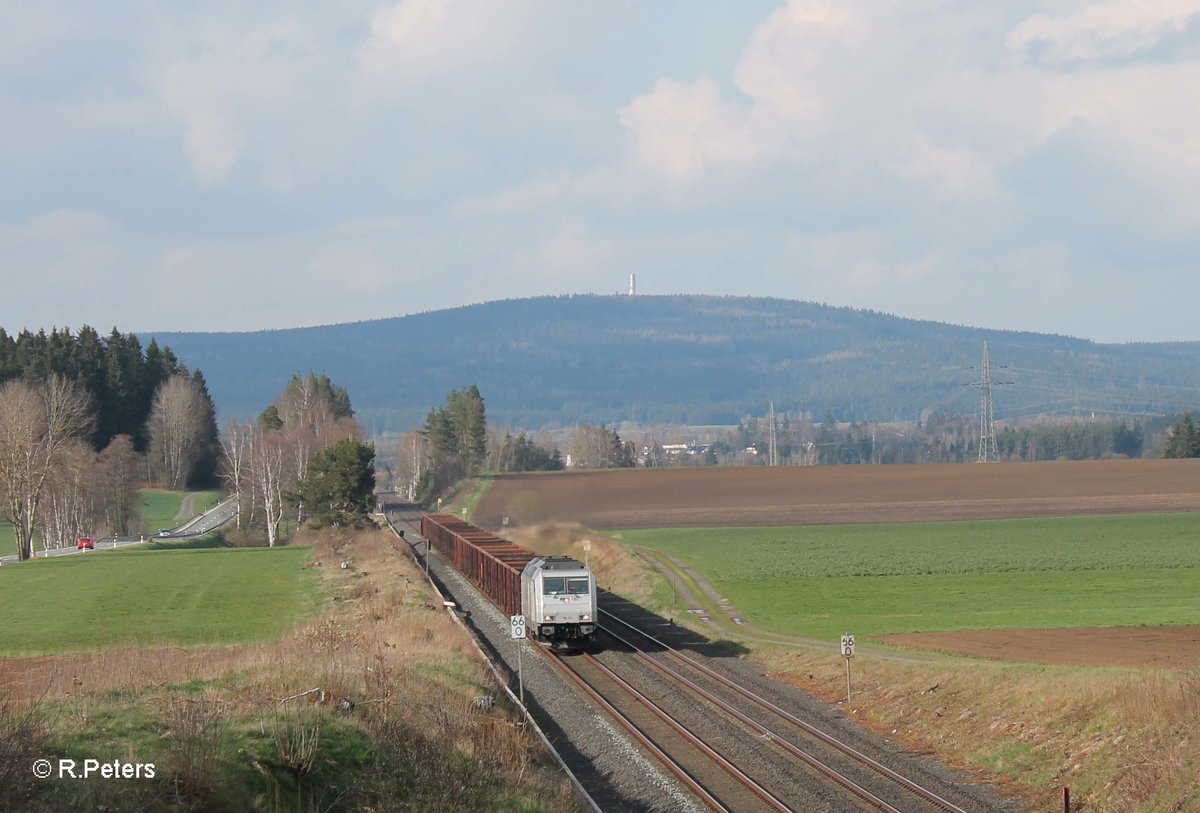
[520,556,597,650]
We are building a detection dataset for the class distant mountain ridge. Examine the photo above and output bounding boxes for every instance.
[148,295,1200,434]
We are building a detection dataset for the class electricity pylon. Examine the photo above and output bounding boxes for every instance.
[965,341,1011,462]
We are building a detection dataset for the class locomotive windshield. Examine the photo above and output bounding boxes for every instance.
[542,576,591,595]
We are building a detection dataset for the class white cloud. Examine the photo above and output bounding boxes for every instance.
[9,1,1200,342]
[506,218,613,283]
[358,0,529,77]
[732,0,861,120]
[617,77,759,185]
[1009,0,1200,64]
[150,17,332,184]
[896,133,1000,201]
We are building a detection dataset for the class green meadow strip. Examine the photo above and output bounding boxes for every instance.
[622,513,1200,639]
[0,546,318,656]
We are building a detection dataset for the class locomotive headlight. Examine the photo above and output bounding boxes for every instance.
[543,615,552,621]
[581,614,591,621]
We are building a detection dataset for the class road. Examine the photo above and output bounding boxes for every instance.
[0,494,239,566]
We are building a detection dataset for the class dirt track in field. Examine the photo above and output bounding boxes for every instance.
[475,459,1200,668]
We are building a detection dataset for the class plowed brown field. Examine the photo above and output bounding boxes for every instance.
[476,458,1200,530]
[475,459,1200,667]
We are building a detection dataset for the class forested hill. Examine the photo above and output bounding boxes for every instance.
[149,295,1200,433]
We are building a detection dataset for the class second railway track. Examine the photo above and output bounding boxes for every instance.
[595,610,972,812]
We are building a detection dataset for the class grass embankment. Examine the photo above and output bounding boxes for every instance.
[0,527,574,812]
[622,512,1200,638]
[509,523,655,606]
[438,476,494,524]
[0,546,317,656]
[623,513,1200,811]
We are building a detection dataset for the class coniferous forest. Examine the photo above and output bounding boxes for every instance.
[0,325,219,484]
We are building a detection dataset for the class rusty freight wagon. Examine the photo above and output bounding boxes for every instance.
[421,514,535,616]
[421,513,598,649]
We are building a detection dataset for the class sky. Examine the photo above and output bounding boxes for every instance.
[3,0,1200,343]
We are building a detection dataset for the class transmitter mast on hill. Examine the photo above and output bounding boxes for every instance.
[966,341,1010,462]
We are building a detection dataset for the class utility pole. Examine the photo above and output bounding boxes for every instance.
[965,341,1011,462]
[768,401,779,467]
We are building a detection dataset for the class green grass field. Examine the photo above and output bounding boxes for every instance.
[137,488,186,533]
[622,513,1200,639]
[0,545,319,655]
[1,520,20,557]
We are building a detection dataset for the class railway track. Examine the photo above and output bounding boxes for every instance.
[381,504,985,812]
[597,610,971,813]
[546,648,791,812]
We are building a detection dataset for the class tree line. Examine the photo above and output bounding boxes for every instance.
[0,326,218,467]
[1162,414,1200,458]
[382,386,1200,510]
[0,326,222,559]
[385,386,635,502]
[219,373,374,546]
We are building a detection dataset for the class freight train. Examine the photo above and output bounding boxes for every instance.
[421,514,598,651]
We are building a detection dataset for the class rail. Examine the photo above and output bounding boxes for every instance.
[379,509,604,813]
[599,608,969,813]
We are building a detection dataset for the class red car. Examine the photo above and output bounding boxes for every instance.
[76,537,94,551]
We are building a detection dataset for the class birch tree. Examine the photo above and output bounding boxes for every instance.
[37,439,95,549]
[147,375,207,489]
[219,418,252,530]
[393,430,428,501]
[0,376,94,560]
[248,427,286,547]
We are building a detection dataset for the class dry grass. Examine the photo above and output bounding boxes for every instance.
[507,522,654,604]
[0,525,575,811]
[758,647,1200,811]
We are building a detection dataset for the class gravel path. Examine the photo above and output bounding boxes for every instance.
[173,491,201,523]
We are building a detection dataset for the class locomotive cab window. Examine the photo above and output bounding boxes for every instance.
[567,577,590,595]
[543,577,566,595]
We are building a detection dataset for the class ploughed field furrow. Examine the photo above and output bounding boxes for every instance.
[553,651,789,813]
[597,605,987,813]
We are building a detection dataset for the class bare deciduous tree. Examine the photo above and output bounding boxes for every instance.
[37,439,95,550]
[394,430,428,501]
[148,376,206,489]
[219,419,252,530]
[248,427,286,547]
[0,376,94,560]
[97,434,139,535]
